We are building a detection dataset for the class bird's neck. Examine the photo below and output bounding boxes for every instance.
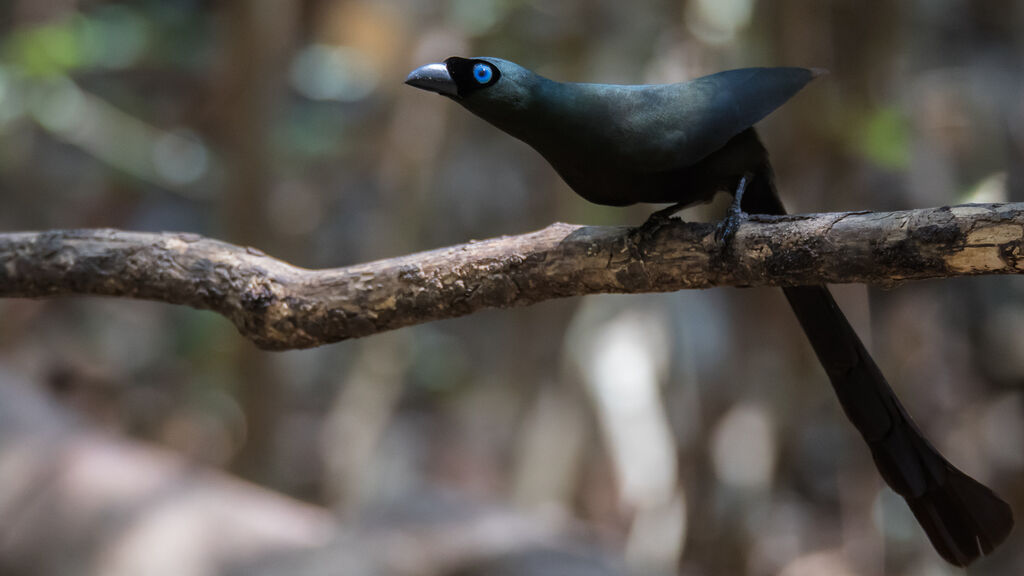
[463,76,565,142]
[508,80,604,154]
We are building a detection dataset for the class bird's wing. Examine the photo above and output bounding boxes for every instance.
[597,67,821,173]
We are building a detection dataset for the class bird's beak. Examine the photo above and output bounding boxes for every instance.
[404,63,458,97]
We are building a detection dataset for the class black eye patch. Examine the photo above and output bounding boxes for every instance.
[444,57,501,96]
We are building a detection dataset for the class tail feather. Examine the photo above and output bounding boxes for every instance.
[905,465,1014,566]
[737,130,1013,565]
[868,386,1013,566]
[782,283,1014,566]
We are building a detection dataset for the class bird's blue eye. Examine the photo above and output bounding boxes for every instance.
[473,63,493,84]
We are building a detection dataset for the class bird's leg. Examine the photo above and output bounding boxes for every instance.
[714,172,752,246]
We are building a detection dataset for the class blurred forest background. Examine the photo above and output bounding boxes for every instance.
[1,1,1023,575]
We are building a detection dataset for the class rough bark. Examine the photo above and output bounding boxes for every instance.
[1,203,1022,350]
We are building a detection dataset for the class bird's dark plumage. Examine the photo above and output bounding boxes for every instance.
[409,58,819,206]
[406,57,1013,565]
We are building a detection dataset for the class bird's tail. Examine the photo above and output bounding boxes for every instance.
[779,284,1012,566]
[739,138,1013,566]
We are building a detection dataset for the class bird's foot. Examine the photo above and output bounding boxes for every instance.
[714,174,751,248]
[642,202,686,231]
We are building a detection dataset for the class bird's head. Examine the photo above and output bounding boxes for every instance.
[405,57,543,128]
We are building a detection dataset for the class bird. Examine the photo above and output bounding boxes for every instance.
[405,57,1013,566]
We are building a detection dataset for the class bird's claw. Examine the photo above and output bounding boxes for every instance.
[714,206,747,245]
[642,202,684,229]
[641,202,688,235]
[714,174,752,249]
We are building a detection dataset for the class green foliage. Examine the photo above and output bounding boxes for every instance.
[855,106,910,170]
[2,7,150,77]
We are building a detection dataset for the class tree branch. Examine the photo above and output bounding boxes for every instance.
[1,203,1021,350]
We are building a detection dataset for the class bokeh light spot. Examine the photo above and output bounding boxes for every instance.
[711,403,776,490]
[290,44,379,102]
[152,129,209,186]
[686,0,755,46]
